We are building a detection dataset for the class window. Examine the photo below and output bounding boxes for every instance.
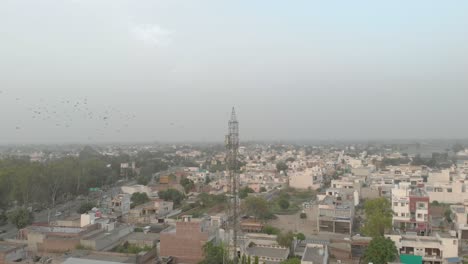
[401,213,405,217]
[401,202,405,206]
[417,213,422,218]
[447,188,453,193]
[394,202,398,206]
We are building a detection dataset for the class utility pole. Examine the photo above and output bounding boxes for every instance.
[225,107,239,263]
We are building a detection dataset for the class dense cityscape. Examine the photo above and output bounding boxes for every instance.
[2,1,468,264]
[1,108,468,264]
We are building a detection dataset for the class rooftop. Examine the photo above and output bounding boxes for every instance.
[409,188,428,197]
[247,246,289,260]
[0,242,25,253]
[302,247,327,263]
[62,258,130,264]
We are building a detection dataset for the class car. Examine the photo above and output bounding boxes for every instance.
[55,212,62,217]
[0,230,6,234]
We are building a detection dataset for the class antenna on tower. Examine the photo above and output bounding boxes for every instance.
[226,106,240,263]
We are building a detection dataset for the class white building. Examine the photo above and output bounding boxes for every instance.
[386,233,458,264]
[391,183,430,235]
[289,166,323,190]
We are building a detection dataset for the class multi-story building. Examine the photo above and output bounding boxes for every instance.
[450,201,468,240]
[289,166,323,190]
[160,215,216,264]
[317,191,354,234]
[127,199,174,224]
[109,193,131,215]
[386,233,459,264]
[391,183,430,235]
[425,180,468,204]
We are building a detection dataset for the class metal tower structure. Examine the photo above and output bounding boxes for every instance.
[225,107,240,263]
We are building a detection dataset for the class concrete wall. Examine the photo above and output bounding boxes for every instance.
[0,246,27,264]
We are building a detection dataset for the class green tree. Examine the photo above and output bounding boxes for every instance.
[158,189,185,206]
[77,202,96,214]
[131,192,150,208]
[247,255,251,264]
[8,207,34,229]
[363,236,398,264]
[278,199,290,210]
[263,225,280,235]
[243,196,273,220]
[295,233,306,242]
[276,162,288,172]
[361,198,393,237]
[254,256,259,264]
[199,241,232,264]
[239,187,255,199]
[300,213,307,219]
[445,208,452,223]
[277,231,295,249]
[241,254,246,264]
[259,187,267,193]
[180,178,195,193]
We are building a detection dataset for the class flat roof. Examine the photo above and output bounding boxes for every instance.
[247,246,288,259]
[303,247,326,263]
[62,258,127,264]
[0,242,25,252]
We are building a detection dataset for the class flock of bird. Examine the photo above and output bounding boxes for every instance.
[1,90,140,140]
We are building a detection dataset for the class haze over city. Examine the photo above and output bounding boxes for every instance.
[1,0,468,143]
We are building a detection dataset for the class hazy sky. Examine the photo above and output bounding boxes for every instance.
[1,0,468,143]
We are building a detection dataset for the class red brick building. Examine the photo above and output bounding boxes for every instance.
[160,216,215,264]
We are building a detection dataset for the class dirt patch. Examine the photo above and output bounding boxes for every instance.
[268,204,318,236]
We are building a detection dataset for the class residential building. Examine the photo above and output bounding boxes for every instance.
[317,191,354,234]
[301,245,328,264]
[127,199,174,224]
[160,215,215,264]
[289,166,323,190]
[425,180,468,204]
[110,194,131,215]
[391,183,430,235]
[450,202,468,240]
[386,233,459,264]
[241,234,289,264]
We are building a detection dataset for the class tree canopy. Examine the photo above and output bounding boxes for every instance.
[239,187,255,199]
[180,178,195,193]
[243,196,273,220]
[199,242,232,264]
[361,198,393,237]
[158,188,184,206]
[77,202,96,214]
[276,162,288,172]
[0,148,127,210]
[278,199,290,209]
[131,192,150,208]
[363,236,398,264]
[8,207,34,229]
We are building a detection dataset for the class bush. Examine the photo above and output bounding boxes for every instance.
[278,199,290,210]
[131,192,150,208]
[7,207,34,229]
[300,213,307,219]
[263,225,280,235]
[77,202,96,214]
